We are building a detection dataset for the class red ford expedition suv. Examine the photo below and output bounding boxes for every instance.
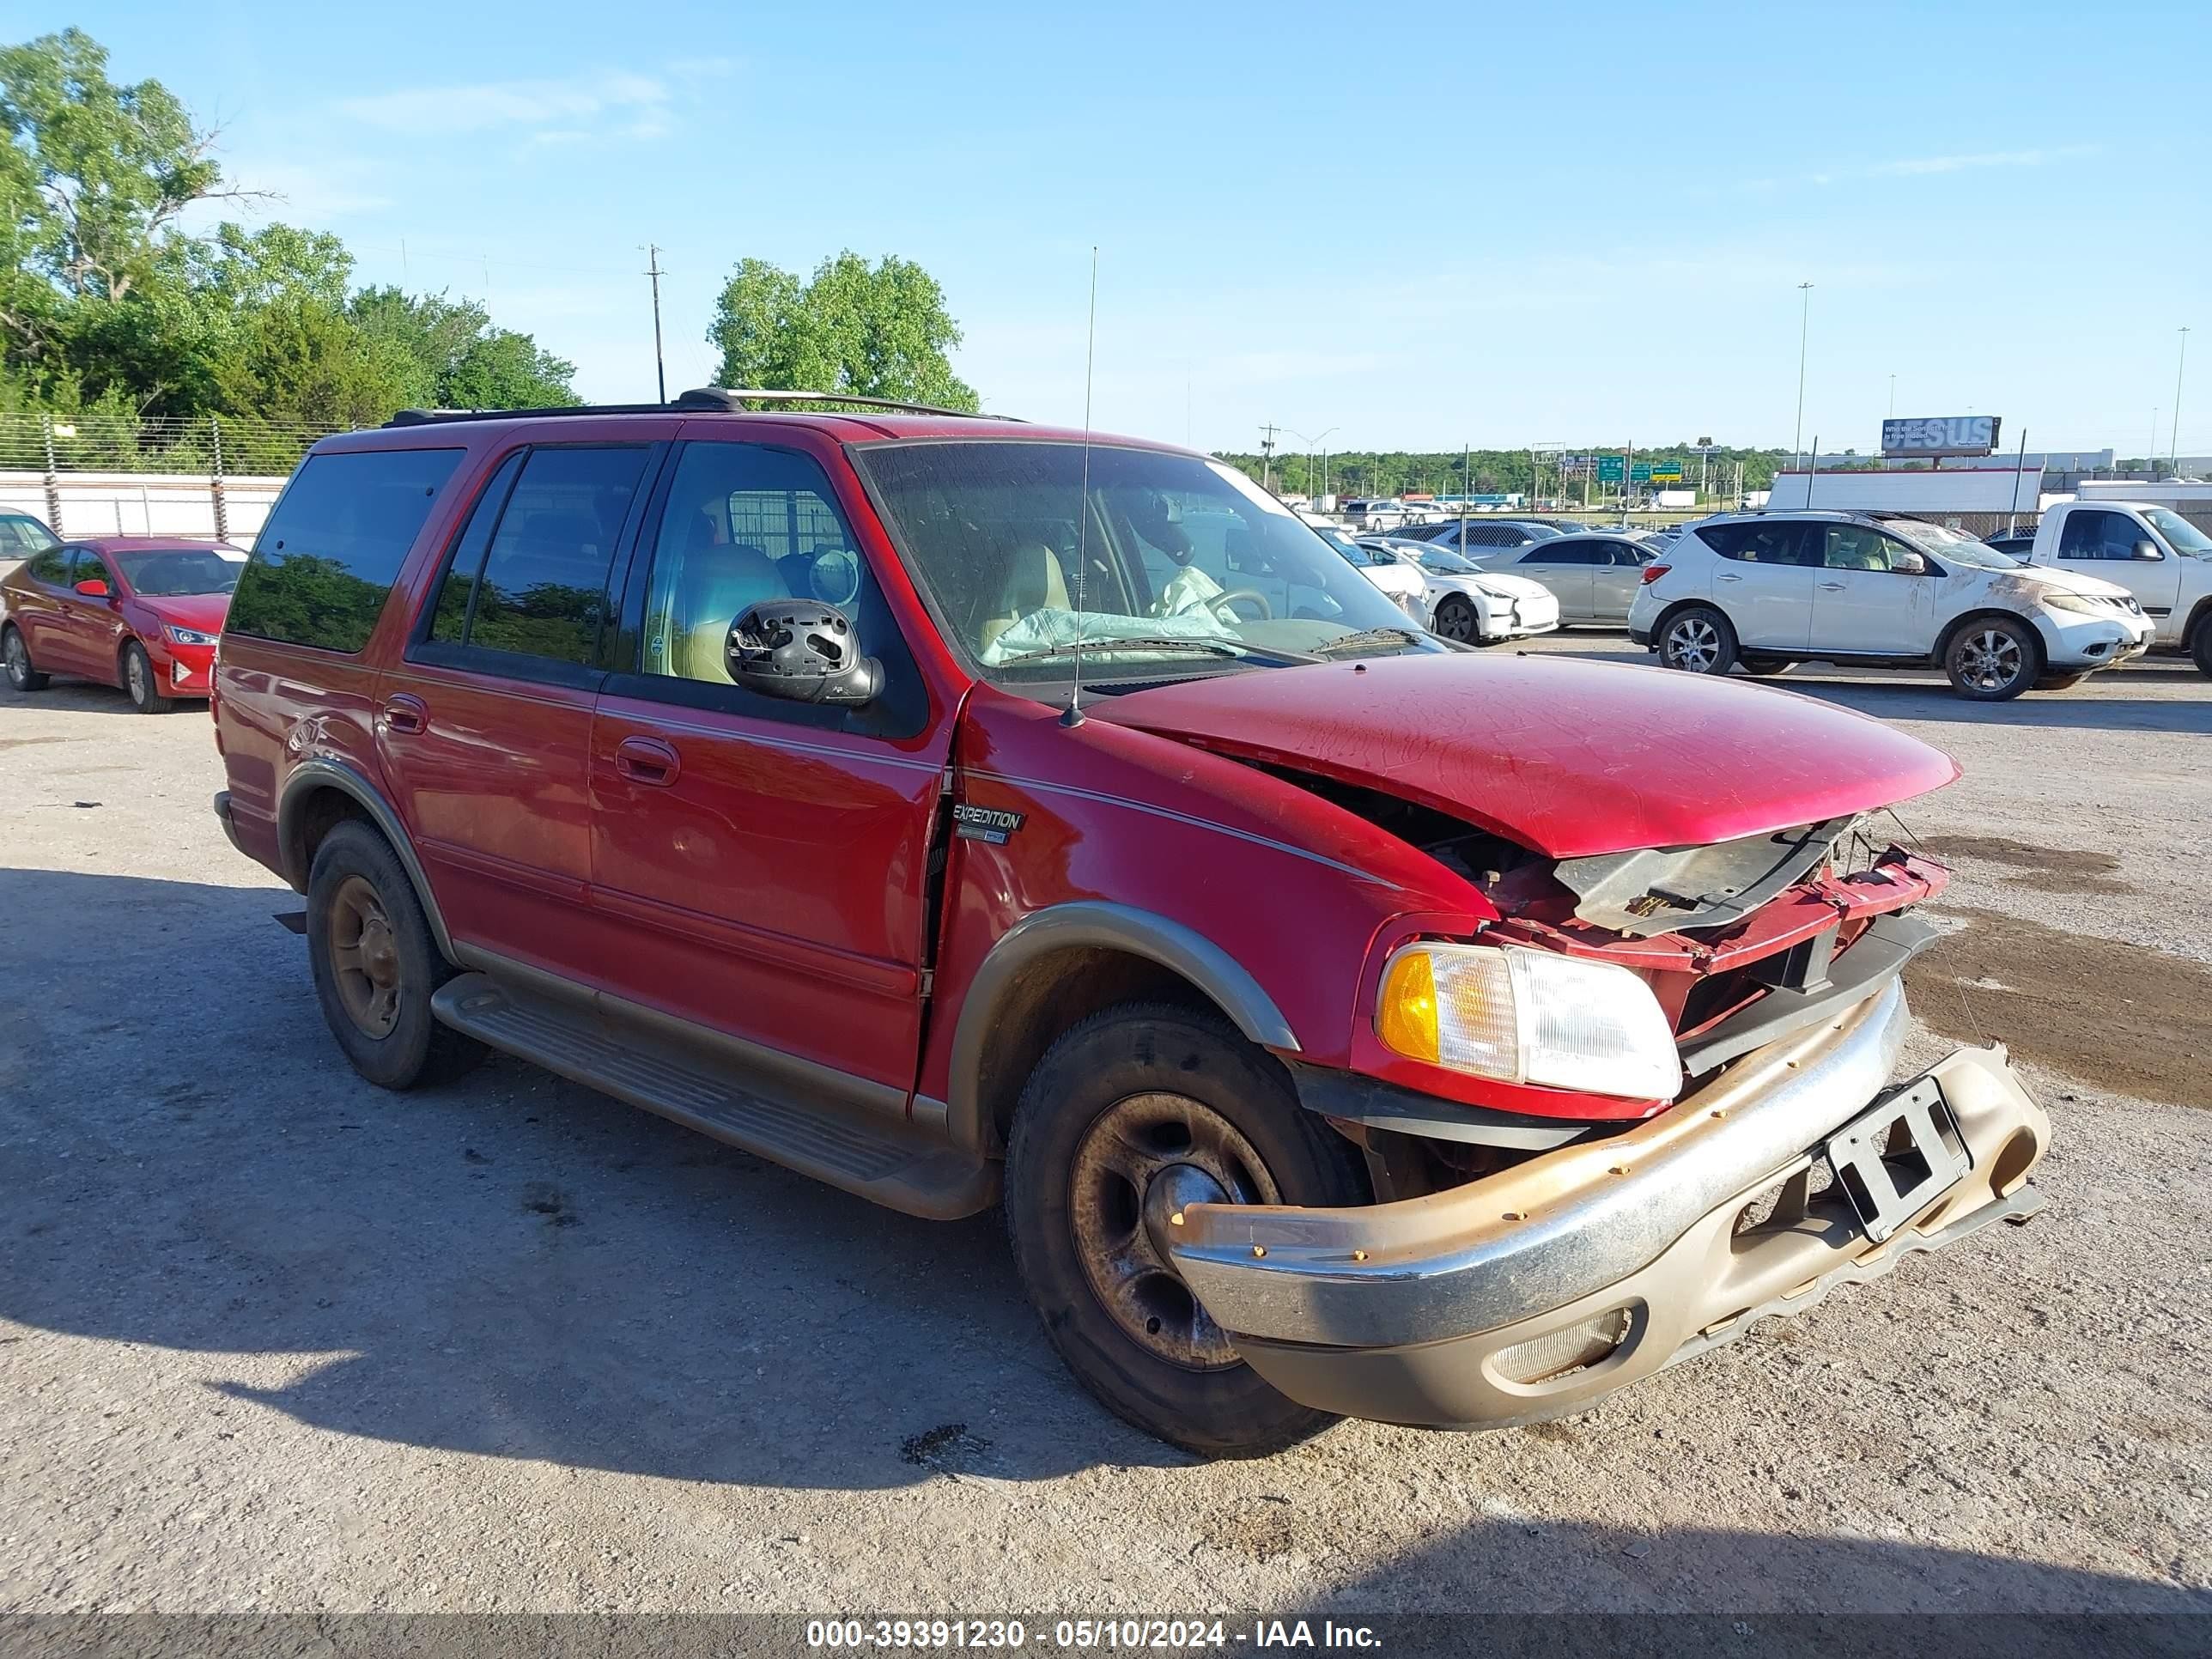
[211,390,2049,1455]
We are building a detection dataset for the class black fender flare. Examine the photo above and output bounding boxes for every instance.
[942,902,1301,1154]
[276,757,456,962]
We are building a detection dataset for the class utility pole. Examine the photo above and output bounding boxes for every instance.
[1259,423,1279,493]
[1793,282,1814,470]
[2150,408,2160,480]
[643,245,668,402]
[2173,326,2191,478]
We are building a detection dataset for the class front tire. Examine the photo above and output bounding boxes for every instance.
[1431,594,1481,643]
[306,820,484,1090]
[1005,1002,1367,1458]
[1945,617,2040,701]
[122,640,169,713]
[1658,605,1738,674]
[3,625,47,692]
[2191,617,2212,678]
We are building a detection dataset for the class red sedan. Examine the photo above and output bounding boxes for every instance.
[2,535,244,712]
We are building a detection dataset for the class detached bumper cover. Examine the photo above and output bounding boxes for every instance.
[1169,978,2049,1428]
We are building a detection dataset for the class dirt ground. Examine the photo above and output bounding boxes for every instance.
[1,639,2209,1632]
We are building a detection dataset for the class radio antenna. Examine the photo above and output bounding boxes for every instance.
[1060,246,1099,729]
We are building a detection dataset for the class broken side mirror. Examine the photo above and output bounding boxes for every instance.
[2132,538,2164,562]
[725,599,882,707]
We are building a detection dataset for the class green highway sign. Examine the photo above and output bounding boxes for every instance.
[1648,463,1685,483]
[1631,462,1653,483]
[1597,455,1625,483]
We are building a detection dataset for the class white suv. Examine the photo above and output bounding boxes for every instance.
[1628,512,2152,700]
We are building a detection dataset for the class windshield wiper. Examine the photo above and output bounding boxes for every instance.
[1315,626,1426,657]
[993,635,1249,667]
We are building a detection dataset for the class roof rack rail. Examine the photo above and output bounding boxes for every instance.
[383,386,1021,429]
[674,387,1021,421]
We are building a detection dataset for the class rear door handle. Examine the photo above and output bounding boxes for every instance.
[615,735,681,787]
[382,694,428,735]
[1817,581,1846,592]
[1716,573,1744,582]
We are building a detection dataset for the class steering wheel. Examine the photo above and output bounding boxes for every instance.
[1209,587,1273,623]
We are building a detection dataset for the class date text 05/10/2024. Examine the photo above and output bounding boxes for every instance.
[804,1619,1382,1650]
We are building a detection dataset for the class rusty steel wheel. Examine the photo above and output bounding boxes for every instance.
[1066,1091,1285,1371]
[326,873,404,1039]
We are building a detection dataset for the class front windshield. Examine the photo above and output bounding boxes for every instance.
[853,441,1441,684]
[2145,507,2212,557]
[1883,520,2019,569]
[1419,548,1483,574]
[112,549,245,596]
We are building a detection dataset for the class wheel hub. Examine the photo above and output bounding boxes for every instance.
[1066,1093,1279,1370]
[329,875,403,1039]
[1959,629,2021,690]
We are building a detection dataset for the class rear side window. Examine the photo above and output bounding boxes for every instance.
[228,447,465,653]
[1698,521,1813,565]
[470,447,648,663]
[25,544,70,583]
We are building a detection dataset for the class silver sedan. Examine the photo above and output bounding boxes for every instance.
[1468,532,1660,625]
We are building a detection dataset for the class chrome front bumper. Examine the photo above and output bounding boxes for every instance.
[1169,980,2050,1428]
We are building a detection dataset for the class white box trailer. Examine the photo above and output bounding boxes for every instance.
[1765,465,2043,517]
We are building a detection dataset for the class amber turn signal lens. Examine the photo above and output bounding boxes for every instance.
[1375,948,1440,1063]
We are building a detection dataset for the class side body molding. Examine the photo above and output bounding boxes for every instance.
[276,757,457,962]
[944,902,1303,1153]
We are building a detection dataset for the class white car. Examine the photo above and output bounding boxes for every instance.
[1314,526,1429,621]
[1367,538,1560,643]
[1628,511,2153,700]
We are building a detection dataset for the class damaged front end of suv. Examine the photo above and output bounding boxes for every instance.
[1096,656,2051,1430]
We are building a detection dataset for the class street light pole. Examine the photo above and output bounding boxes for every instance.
[1887,373,1895,419]
[2173,327,2191,478]
[1793,282,1814,471]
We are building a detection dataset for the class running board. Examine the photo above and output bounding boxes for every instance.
[430,972,996,1220]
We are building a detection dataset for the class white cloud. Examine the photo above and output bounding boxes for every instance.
[205,157,393,221]
[339,70,671,137]
[1865,145,2098,176]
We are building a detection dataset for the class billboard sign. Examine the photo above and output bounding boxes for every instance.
[1882,416,2000,457]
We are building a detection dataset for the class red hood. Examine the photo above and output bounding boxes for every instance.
[131,592,232,635]
[1096,652,1959,859]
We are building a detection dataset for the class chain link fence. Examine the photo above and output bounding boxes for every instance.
[0,412,337,547]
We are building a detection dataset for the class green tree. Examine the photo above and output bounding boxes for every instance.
[708,250,978,410]
[211,297,412,430]
[349,285,578,410]
[0,27,256,303]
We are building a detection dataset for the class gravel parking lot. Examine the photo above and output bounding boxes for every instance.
[2,636,2208,1627]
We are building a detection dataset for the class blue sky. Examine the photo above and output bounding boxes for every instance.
[35,0,2212,454]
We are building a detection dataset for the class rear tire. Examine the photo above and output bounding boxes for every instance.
[306,820,484,1090]
[1658,605,1738,675]
[3,625,47,691]
[1740,659,1795,677]
[1005,1002,1367,1458]
[122,640,169,714]
[1944,617,2040,701]
[2191,617,2212,678]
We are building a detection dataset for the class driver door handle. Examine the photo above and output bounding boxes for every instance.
[1716,573,1744,582]
[615,735,681,787]
[1818,581,1846,592]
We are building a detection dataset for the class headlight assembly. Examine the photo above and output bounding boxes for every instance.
[1376,941,1682,1101]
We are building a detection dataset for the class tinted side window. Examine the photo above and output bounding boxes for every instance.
[428,450,527,644]
[25,544,71,583]
[2057,510,2124,560]
[465,447,650,664]
[228,448,465,652]
[1699,521,1811,564]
